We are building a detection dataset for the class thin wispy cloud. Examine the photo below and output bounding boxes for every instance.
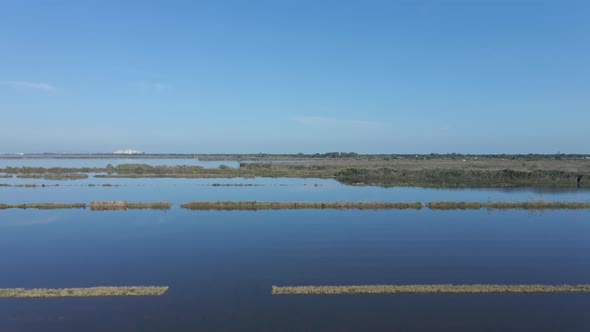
[0,80,57,92]
[131,81,173,93]
[291,116,380,129]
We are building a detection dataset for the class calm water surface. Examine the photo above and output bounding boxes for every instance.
[1,177,590,205]
[1,163,589,331]
[0,208,589,331]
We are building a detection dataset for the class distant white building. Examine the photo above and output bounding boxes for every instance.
[114,149,144,155]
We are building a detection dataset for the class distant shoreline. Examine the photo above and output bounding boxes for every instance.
[1,153,589,161]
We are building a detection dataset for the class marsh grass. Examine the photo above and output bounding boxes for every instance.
[272,284,590,295]
[90,201,172,210]
[180,200,590,211]
[180,201,424,210]
[485,201,590,210]
[4,159,589,187]
[90,200,127,210]
[16,174,43,179]
[426,202,483,210]
[0,184,60,188]
[0,286,169,298]
[43,173,89,180]
[427,201,590,210]
[127,202,172,210]
[0,203,86,210]
[16,173,88,180]
[0,200,586,211]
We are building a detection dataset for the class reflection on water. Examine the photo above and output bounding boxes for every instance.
[1,163,590,331]
[0,176,589,205]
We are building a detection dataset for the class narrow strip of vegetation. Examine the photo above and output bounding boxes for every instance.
[0,183,60,188]
[427,201,590,210]
[180,201,424,210]
[0,201,171,210]
[272,284,590,295]
[127,202,172,210]
[180,200,590,211]
[16,173,89,180]
[90,201,172,210]
[0,203,86,210]
[0,200,587,211]
[426,202,484,210]
[0,286,169,298]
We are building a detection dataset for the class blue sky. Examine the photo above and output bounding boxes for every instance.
[0,0,588,154]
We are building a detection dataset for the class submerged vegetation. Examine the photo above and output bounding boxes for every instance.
[271,284,590,295]
[0,286,169,298]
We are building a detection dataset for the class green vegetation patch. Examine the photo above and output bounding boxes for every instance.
[272,284,590,295]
